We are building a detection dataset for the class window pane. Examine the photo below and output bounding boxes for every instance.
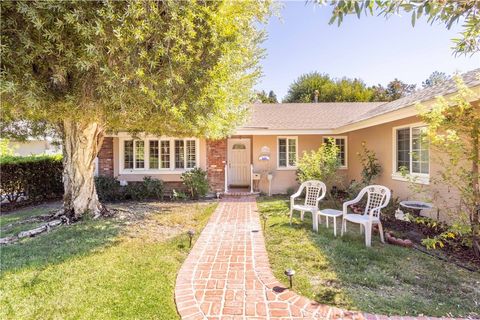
[278,139,287,167]
[160,141,170,169]
[149,141,159,169]
[135,141,145,169]
[324,137,345,166]
[175,140,185,169]
[396,128,410,171]
[124,140,134,169]
[411,127,429,174]
[186,140,196,168]
[288,138,296,166]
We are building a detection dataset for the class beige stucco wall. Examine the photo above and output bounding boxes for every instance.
[112,137,207,182]
[251,135,348,194]
[346,116,460,221]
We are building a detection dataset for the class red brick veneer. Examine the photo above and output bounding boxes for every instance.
[206,139,227,193]
[97,137,114,177]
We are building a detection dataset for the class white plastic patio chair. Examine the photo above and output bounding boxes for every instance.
[290,180,327,231]
[341,185,391,247]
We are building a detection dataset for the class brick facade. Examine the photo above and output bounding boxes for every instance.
[206,139,227,193]
[97,137,114,177]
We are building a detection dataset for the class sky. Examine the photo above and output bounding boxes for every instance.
[255,1,480,101]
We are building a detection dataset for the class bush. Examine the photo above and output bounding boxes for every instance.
[181,168,209,199]
[95,176,123,201]
[0,155,63,204]
[124,176,164,201]
[296,138,340,188]
[357,141,382,185]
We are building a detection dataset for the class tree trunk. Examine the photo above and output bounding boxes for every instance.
[471,121,480,258]
[62,120,105,220]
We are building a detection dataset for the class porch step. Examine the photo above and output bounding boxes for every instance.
[220,191,260,198]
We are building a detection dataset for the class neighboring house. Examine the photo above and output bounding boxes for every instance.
[98,69,480,220]
[7,137,61,156]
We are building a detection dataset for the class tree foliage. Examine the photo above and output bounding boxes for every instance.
[422,71,449,88]
[283,72,378,103]
[321,0,480,55]
[1,1,271,138]
[296,138,340,191]
[371,79,417,101]
[418,75,480,257]
[0,1,271,218]
[284,72,417,103]
[255,90,278,103]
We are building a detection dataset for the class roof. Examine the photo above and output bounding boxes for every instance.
[241,102,383,130]
[346,68,480,125]
[240,68,480,132]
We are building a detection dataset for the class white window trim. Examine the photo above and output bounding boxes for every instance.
[391,123,430,185]
[119,137,199,175]
[277,136,298,170]
[322,135,348,169]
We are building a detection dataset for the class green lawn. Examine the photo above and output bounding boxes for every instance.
[0,201,217,319]
[258,196,480,318]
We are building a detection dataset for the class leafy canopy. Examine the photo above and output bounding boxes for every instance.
[422,71,449,88]
[321,0,480,55]
[284,72,378,103]
[1,1,271,138]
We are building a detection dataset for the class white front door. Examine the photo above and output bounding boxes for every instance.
[228,138,251,186]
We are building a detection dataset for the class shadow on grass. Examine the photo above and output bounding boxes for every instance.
[258,196,480,318]
[1,218,121,274]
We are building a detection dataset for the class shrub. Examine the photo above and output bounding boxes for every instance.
[95,176,123,201]
[172,189,188,201]
[357,141,382,185]
[0,155,63,204]
[142,176,164,200]
[124,177,164,201]
[181,168,209,199]
[296,138,340,189]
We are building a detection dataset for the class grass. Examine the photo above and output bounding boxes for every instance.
[257,196,480,318]
[0,200,217,319]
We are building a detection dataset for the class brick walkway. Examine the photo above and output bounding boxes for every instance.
[175,197,448,320]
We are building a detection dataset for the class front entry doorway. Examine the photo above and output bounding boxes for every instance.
[227,138,251,187]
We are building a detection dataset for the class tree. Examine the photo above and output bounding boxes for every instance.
[254,90,278,103]
[372,79,417,101]
[320,0,480,55]
[267,90,278,103]
[1,1,271,219]
[422,71,449,88]
[283,72,377,102]
[419,76,480,257]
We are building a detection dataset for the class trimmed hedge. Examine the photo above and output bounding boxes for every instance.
[0,155,63,204]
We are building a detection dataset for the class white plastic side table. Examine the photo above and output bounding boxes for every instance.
[319,209,343,236]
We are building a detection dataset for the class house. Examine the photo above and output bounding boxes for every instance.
[5,137,61,156]
[98,69,480,220]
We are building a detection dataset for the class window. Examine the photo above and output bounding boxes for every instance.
[175,140,185,169]
[186,140,196,169]
[278,137,297,168]
[121,138,198,172]
[323,136,347,168]
[134,141,145,169]
[160,140,170,169]
[394,125,429,176]
[149,141,159,169]
[124,141,134,169]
